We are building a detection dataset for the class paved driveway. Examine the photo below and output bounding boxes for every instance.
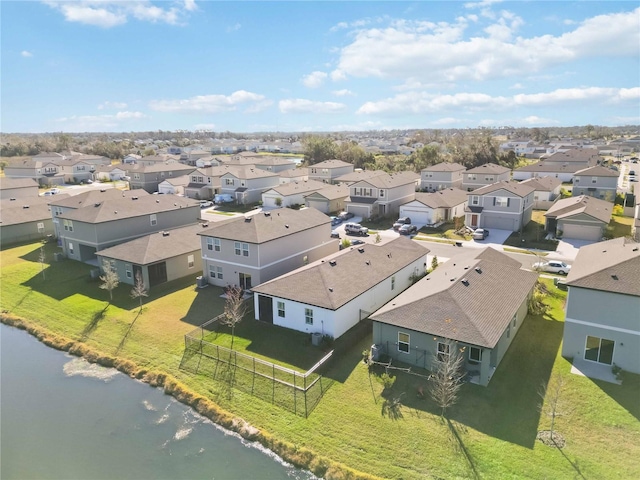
[472,228,512,247]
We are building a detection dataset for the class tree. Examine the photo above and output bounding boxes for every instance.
[99,259,119,303]
[220,285,247,351]
[302,135,337,165]
[38,246,47,280]
[538,373,570,447]
[431,255,439,271]
[275,197,282,207]
[130,271,148,312]
[429,339,465,417]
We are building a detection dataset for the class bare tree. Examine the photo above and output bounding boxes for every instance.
[99,259,119,303]
[130,271,148,312]
[220,285,247,351]
[38,246,46,280]
[538,373,570,447]
[429,339,466,417]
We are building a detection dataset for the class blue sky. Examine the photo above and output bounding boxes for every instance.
[2,1,639,133]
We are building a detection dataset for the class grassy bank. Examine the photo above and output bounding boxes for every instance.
[2,241,639,479]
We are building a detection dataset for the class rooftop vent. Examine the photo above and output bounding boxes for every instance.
[633,248,639,252]
[100,189,106,192]
[611,274,618,280]
[329,260,337,266]
[387,253,392,258]
[94,203,101,207]
[9,198,16,201]
[461,279,470,286]
[366,260,371,265]
[114,211,118,214]
[475,267,482,274]
[328,287,333,292]
[285,224,289,228]
[22,205,29,209]
[464,265,470,270]
[244,217,252,223]
[264,212,271,217]
[358,247,365,253]
[450,277,456,282]
[156,199,160,203]
[162,231,170,237]
[132,196,138,200]
[202,223,209,228]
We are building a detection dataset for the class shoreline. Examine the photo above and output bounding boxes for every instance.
[1,313,378,480]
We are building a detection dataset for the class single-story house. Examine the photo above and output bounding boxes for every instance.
[96,223,205,289]
[544,195,612,241]
[158,175,191,196]
[261,180,326,209]
[399,188,468,226]
[371,247,538,386]
[278,167,309,184]
[0,177,40,199]
[252,236,429,339]
[562,238,640,375]
[520,176,562,210]
[303,185,350,214]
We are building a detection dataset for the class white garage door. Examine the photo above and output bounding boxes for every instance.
[305,199,328,214]
[347,205,371,218]
[561,223,602,241]
[483,216,516,231]
[399,207,430,225]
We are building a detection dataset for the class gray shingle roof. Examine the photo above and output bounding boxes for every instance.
[421,162,466,173]
[471,181,535,197]
[252,236,428,310]
[515,162,586,174]
[0,178,39,190]
[370,247,538,348]
[0,195,69,226]
[50,188,149,209]
[311,159,353,169]
[545,195,612,223]
[464,163,510,175]
[198,207,330,244]
[304,185,349,201]
[574,166,620,177]
[412,188,468,208]
[279,167,308,179]
[520,176,562,192]
[96,223,203,265]
[565,237,640,297]
[351,171,418,189]
[266,180,326,196]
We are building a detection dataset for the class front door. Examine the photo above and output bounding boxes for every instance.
[239,273,252,290]
[471,214,478,227]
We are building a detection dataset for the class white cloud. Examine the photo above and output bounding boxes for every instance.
[279,99,346,114]
[330,8,640,83]
[356,87,639,116]
[464,0,503,10]
[55,111,147,130]
[149,90,269,113]
[430,117,463,126]
[43,1,194,28]
[21,50,33,57]
[115,111,147,119]
[302,71,328,88]
[332,89,354,97]
[98,101,128,110]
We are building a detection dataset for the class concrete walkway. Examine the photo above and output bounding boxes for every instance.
[570,358,621,385]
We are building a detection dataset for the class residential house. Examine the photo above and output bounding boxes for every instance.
[4,158,64,185]
[278,167,309,184]
[420,163,466,192]
[182,168,217,200]
[219,166,279,205]
[512,161,588,183]
[135,154,181,167]
[308,160,354,184]
[399,188,468,226]
[198,208,335,290]
[303,185,350,215]
[461,163,511,191]
[371,247,538,386]
[55,194,200,262]
[261,180,326,209]
[0,178,39,199]
[465,181,535,231]
[520,176,562,210]
[252,156,298,174]
[345,171,418,219]
[96,223,205,289]
[252,236,429,339]
[158,175,191,196]
[94,165,128,182]
[544,195,612,241]
[56,158,96,183]
[334,170,391,186]
[0,195,68,246]
[125,163,196,193]
[572,166,619,202]
[562,238,640,375]
[123,154,142,164]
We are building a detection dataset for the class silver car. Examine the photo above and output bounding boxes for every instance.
[532,261,571,275]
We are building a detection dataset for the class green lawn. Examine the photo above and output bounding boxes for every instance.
[1,242,639,479]
[504,210,559,251]
[605,215,634,239]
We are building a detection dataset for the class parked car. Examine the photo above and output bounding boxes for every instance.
[43,188,61,196]
[398,224,418,235]
[330,230,340,239]
[338,211,355,221]
[350,239,365,246]
[200,200,214,208]
[330,216,342,226]
[344,222,369,236]
[472,228,490,240]
[629,170,636,176]
[392,217,412,231]
[532,261,572,275]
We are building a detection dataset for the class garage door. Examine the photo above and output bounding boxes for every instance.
[399,207,430,225]
[482,215,516,231]
[347,205,371,218]
[561,223,602,241]
[305,199,328,213]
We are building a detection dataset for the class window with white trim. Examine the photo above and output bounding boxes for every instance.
[207,237,221,252]
[125,264,132,279]
[54,207,63,216]
[225,178,235,185]
[380,189,385,198]
[63,219,73,232]
[209,265,223,279]
[150,214,157,226]
[471,196,479,206]
[495,196,509,207]
[277,301,285,318]
[187,255,194,268]
[37,222,45,232]
[305,308,313,325]
[68,242,74,255]
[398,332,410,353]
[469,346,481,362]
[591,177,597,184]
[437,342,450,362]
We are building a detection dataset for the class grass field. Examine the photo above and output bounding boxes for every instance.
[2,241,639,479]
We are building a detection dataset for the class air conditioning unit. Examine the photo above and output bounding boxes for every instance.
[196,276,208,288]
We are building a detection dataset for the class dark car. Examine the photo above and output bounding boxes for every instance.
[351,239,365,246]
[392,217,412,230]
[398,224,418,235]
[330,216,342,226]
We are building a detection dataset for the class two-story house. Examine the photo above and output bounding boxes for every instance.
[461,163,511,191]
[520,176,562,210]
[55,194,200,262]
[125,163,196,193]
[4,159,63,185]
[0,195,68,246]
[420,162,466,192]
[465,181,535,231]
[198,208,335,290]
[219,166,280,204]
[562,238,640,376]
[56,159,96,183]
[252,236,429,339]
[572,166,619,202]
[345,171,418,219]
[278,167,309,184]
[308,160,354,184]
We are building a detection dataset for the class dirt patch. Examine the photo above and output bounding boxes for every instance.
[536,430,566,448]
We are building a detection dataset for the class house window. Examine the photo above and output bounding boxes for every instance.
[391,276,396,290]
[209,265,223,279]
[37,222,45,232]
[380,189,385,198]
[512,314,517,328]
[305,308,313,325]
[207,238,221,252]
[485,176,493,181]
[303,255,308,265]
[398,332,410,353]
[277,301,285,318]
[54,207,63,216]
[591,177,597,184]
[471,196,479,206]
[437,342,449,362]
[468,174,476,180]
[585,336,615,365]
[68,242,74,255]
[150,214,157,226]
[187,255,194,268]
[469,346,481,362]
[63,219,73,232]
[133,173,141,180]
[495,196,509,207]
[235,242,249,256]
[225,178,235,185]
